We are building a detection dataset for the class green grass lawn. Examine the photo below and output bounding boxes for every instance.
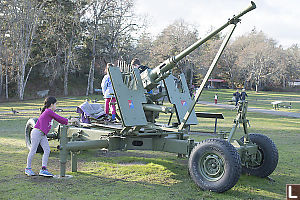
[1,89,300,112]
[0,95,104,112]
[0,90,299,199]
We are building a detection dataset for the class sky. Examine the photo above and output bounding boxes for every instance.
[134,0,300,48]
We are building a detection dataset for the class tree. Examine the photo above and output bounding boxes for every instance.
[233,31,277,91]
[131,32,153,65]
[285,45,300,84]
[30,0,86,96]
[9,0,45,100]
[149,20,200,87]
[83,0,138,95]
[84,0,111,96]
[0,31,4,97]
[0,1,12,99]
[218,42,239,88]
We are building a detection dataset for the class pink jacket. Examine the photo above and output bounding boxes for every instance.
[34,109,68,135]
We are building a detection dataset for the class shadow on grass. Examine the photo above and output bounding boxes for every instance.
[0,146,287,199]
[49,149,285,199]
[69,171,279,200]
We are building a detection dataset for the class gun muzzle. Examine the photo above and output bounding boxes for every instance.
[233,1,256,20]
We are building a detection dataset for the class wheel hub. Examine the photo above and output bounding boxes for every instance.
[248,148,263,167]
[199,153,225,181]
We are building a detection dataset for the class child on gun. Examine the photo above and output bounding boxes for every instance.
[101,63,116,121]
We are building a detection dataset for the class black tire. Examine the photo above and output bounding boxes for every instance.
[25,118,43,153]
[188,138,241,193]
[240,133,278,178]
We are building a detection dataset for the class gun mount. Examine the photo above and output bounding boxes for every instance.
[109,1,256,132]
[24,1,278,193]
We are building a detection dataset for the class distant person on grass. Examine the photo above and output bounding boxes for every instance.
[214,94,218,104]
[233,89,241,106]
[25,96,75,177]
[241,88,248,101]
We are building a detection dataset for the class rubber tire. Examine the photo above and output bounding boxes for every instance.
[240,133,278,178]
[188,138,241,193]
[25,118,44,153]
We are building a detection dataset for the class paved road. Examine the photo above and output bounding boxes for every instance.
[198,101,300,118]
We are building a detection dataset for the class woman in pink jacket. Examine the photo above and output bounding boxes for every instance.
[25,96,69,177]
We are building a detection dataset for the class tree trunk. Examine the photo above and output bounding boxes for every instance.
[0,64,2,97]
[231,74,235,89]
[18,60,26,100]
[15,1,45,100]
[64,36,74,96]
[189,64,194,88]
[0,41,2,97]
[63,18,76,97]
[89,58,95,95]
[282,76,286,88]
[50,45,62,87]
[255,77,260,93]
[243,80,247,89]
[5,63,8,99]
[86,65,92,96]
[86,59,95,96]
[64,60,69,96]
[86,19,97,96]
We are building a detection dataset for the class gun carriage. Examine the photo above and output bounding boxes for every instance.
[25,1,278,193]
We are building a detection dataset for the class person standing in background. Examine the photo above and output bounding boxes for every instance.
[241,88,248,101]
[131,58,153,94]
[233,89,241,106]
[214,94,218,104]
[131,58,148,73]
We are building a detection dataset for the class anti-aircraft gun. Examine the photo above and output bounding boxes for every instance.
[25,1,278,193]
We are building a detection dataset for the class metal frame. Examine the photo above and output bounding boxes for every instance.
[56,100,257,176]
[27,2,259,182]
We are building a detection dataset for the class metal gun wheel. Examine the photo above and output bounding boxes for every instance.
[25,118,44,153]
[199,153,224,182]
[240,133,278,177]
[188,138,241,193]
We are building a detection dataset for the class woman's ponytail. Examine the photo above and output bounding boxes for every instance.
[41,96,57,114]
[41,105,47,114]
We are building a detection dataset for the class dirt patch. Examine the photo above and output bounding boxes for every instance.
[25,175,58,184]
[177,159,188,165]
[95,150,188,166]
[49,157,87,172]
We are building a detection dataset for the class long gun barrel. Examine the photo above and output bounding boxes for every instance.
[141,1,256,90]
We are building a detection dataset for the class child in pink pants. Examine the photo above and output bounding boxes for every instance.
[25,96,69,177]
[101,63,116,121]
